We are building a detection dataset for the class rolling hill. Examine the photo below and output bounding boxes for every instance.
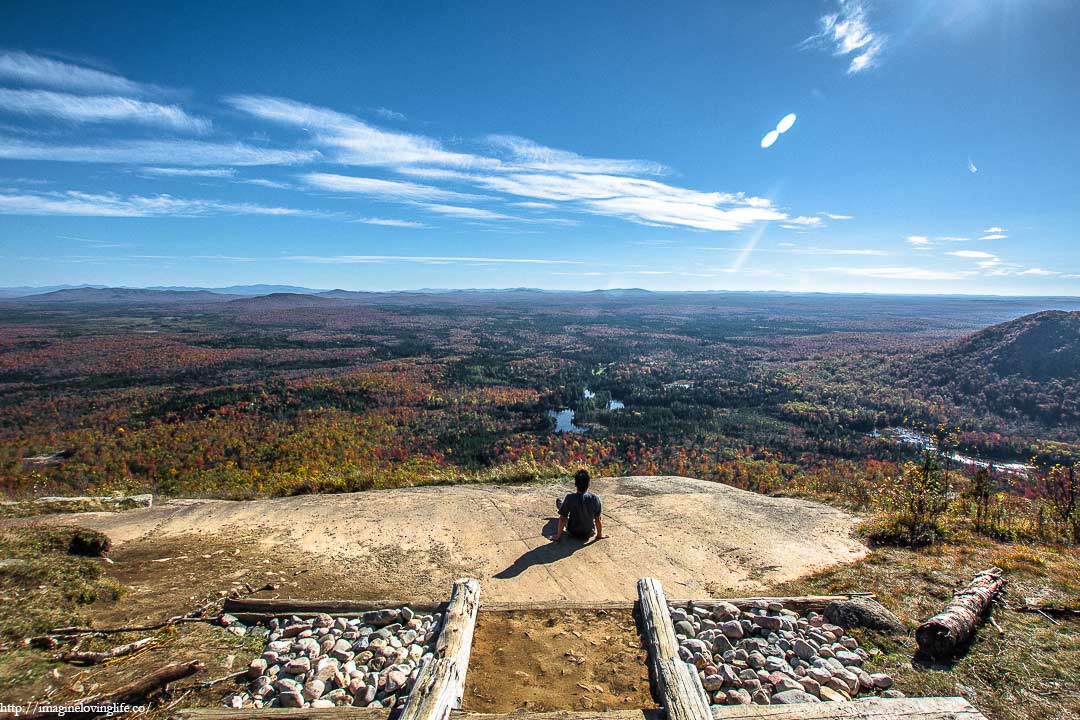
[910,310,1080,425]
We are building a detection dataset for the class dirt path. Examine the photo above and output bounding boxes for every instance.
[21,476,866,604]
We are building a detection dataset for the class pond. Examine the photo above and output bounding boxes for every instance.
[871,427,1034,476]
[548,408,587,433]
[584,387,625,411]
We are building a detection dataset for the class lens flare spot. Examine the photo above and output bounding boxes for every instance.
[760,130,779,148]
[776,113,797,134]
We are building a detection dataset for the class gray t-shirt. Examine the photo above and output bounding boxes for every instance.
[560,491,602,538]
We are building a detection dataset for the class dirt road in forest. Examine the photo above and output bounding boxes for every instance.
[24,476,866,604]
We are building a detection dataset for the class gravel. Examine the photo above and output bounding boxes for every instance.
[221,608,442,709]
[671,601,901,706]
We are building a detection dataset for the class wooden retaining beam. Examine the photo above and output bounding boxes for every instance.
[179,697,987,720]
[708,696,987,719]
[399,578,481,720]
[637,577,711,720]
[221,594,871,622]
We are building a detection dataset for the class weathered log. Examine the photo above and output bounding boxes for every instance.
[56,636,156,664]
[916,567,1006,659]
[26,659,203,718]
[434,577,481,704]
[222,597,446,617]
[637,577,711,720]
[398,658,460,720]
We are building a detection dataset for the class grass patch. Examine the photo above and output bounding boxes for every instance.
[0,526,122,641]
[777,538,1080,720]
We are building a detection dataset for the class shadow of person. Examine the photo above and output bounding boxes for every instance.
[493,517,594,579]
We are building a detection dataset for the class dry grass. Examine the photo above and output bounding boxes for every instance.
[777,538,1080,720]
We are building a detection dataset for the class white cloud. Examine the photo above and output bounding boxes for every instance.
[980,233,1007,240]
[301,172,479,201]
[0,189,321,217]
[939,236,970,242]
[0,89,209,132]
[828,266,975,281]
[373,106,406,121]
[420,203,514,220]
[512,201,557,209]
[486,135,664,175]
[906,235,931,247]
[353,217,427,228]
[948,250,997,259]
[585,196,785,232]
[0,137,318,166]
[141,167,236,178]
[227,95,497,168]
[819,212,854,220]
[1019,268,1059,276]
[984,226,1005,233]
[237,177,293,189]
[284,254,582,265]
[803,0,887,74]
[0,51,147,95]
[784,215,824,227]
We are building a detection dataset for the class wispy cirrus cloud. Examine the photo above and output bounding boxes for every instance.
[802,0,887,74]
[819,212,854,220]
[906,235,931,248]
[0,189,322,217]
[141,167,236,178]
[0,89,209,132]
[485,134,664,175]
[227,95,497,168]
[301,172,479,201]
[283,254,583,265]
[0,51,149,95]
[0,137,318,166]
[419,203,514,221]
[353,217,428,228]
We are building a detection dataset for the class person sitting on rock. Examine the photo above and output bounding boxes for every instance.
[554,469,605,541]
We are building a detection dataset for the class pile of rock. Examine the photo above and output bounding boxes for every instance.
[671,601,901,706]
[223,607,442,709]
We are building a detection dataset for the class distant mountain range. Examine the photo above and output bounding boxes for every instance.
[0,284,328,299]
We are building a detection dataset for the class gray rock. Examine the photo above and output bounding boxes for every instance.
[247,658,268,679]
[279,691,304,708]
[726,688,752,705]
[823,597,905,634]
[721,620,744,639]
[793,638,817,661]
[771,689,821,704]
[882,689,906,698]
[303,679,326,701]
[283,657,311,674]
[871,673,894,689]
[675,620,696,638]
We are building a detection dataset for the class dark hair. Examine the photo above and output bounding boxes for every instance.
[574,469,590,493]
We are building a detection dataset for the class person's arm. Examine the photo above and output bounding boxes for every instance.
[555,514,567,541]
[594,515,604,540]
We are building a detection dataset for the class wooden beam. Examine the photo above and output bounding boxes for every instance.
[221,595,867,620]
[453,712,662,720]
[435,577,482,701]
[177,699,985,720]
[399,578,482,720]
[221,598,445,616]
[707,696,987,719]
[637,578,711,720]
[399,658,460,720]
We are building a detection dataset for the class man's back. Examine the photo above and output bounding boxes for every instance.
[559,490,602,538]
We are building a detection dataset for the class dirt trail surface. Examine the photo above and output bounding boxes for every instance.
[19,476,865,607]
[465,609,653,712]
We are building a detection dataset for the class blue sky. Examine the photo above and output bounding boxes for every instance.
[0,0,1077,294]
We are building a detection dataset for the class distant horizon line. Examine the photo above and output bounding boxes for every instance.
[2,283,1080,300]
